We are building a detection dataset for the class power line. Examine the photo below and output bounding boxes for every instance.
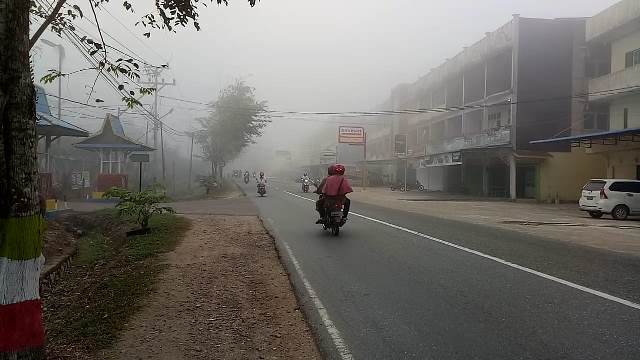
[101,6,168,64]
[62,27,184,137]
[65,24,184,136]
[158,85,640,118]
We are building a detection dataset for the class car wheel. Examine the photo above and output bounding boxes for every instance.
[588,211,603,219]
[612,205,629,220]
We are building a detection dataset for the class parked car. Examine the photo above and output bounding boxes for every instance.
[579,179,640,220]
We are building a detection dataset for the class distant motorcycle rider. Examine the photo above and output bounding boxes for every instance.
[315,164,352,224]
[257,171,267,185]
[301,172,311,191]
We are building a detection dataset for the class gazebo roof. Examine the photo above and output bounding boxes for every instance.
[75,113,155,152]
[35,86,89,138]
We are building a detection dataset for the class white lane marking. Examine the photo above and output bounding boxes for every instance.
[284,191,640,311]
[267,218,354,359]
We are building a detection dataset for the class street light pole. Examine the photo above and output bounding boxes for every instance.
[41,39,64,121]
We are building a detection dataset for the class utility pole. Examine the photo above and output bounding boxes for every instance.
[140,66,175,181]
[188,132,194,192]
[160,123,165,182]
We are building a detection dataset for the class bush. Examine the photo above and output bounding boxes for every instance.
[103,184,175,229]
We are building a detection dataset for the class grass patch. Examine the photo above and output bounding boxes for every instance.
[126,215,187,261]
[43,212,190,359]
[76,233,111,265]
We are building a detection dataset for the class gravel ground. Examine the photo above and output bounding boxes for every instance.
[101,215,320,360]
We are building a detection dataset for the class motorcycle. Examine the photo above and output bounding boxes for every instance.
[243,172,250,184]
[390,180,425,192]
[321,197,345,236]
[302,179,311,193]
[257,183,266,197]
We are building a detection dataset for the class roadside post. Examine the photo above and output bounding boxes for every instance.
[130,153,150,192]
[394,134,408,191]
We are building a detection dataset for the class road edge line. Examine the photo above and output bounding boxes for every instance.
[258,215,354,360]
[283,191,640,311]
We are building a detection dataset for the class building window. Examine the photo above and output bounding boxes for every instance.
[624,108,629,129]
[419,126,429,144]
[597,113,609,130]
[625,48,640,68]
[488,112,502,128]
[584,112,609,130]
[583,113,595,129]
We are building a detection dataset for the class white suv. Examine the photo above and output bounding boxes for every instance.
[579,179,640,220]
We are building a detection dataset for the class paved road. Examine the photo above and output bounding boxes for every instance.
[241,181,640,360]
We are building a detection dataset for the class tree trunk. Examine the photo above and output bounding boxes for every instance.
[0,1,47,359]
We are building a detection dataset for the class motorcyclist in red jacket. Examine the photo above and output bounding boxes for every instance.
[315,164,352,223]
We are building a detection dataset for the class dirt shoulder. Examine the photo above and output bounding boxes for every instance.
[101,214,320,360]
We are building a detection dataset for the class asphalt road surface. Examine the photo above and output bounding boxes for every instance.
[241,180,640,360]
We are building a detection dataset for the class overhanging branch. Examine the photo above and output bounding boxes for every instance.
[30,0,68,49]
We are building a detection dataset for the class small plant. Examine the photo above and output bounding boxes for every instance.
[103,184,175,230]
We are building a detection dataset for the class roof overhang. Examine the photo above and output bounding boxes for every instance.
[74,143,155,152]
[36,112,89,138]
[530,127,640,148]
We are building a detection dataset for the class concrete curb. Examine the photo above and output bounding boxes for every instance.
[40,248,77,291]
[259,215,343,360]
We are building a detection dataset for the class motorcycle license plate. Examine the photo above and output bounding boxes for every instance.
[331,211,342,217]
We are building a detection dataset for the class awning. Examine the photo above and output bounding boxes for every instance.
[530,127,640,147]
[422,162,462,168]
[359,158,397,165]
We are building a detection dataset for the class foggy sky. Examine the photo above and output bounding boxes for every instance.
[31,0,620,169]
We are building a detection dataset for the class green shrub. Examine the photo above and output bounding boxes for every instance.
[103,184,175,229]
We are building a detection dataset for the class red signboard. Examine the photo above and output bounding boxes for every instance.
[96,174,128,192]
[338,126,365,144]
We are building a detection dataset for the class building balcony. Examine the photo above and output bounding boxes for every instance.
[425,126,511,155]
[589,66,640,102]
[586,0,640,42]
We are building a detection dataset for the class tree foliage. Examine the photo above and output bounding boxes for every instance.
[103,185,175,229]
[196,80,270,176]
[29,0,259,106]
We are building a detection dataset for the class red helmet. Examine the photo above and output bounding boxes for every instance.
[327,165,336,175]
[334,164,345,175]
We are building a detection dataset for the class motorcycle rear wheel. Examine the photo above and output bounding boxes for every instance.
[331,226,340,236]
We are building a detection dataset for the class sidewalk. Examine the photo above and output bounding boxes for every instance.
[350,187,640,256]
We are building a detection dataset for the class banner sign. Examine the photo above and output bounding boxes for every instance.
[338,126,365,144]
[394,134,407,157]
[420,152,462,168]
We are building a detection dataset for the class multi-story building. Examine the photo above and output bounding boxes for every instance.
[532,0,640,183]
[367,15,593,200]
